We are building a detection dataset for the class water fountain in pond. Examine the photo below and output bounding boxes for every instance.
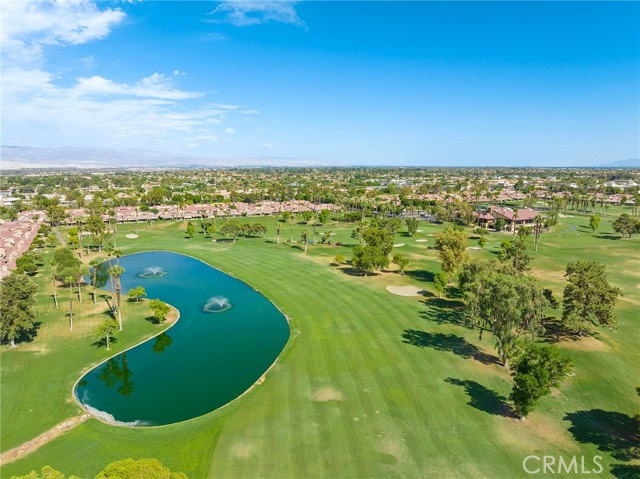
[138,266,168,278]
[203,296,232,313]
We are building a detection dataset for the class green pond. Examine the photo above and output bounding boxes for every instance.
[74,251,290,426]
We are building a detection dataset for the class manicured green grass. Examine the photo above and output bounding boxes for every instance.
[1,211,638,478]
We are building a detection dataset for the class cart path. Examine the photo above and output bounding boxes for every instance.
[0,414,90,466]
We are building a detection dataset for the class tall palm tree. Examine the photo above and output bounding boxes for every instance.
[275,222,282,244]
[109,265,126,330]
[301,228,309,253]
[64,275,75,331]
[51,262,59,309]
[89,257,105,304]
[533,215,544,252]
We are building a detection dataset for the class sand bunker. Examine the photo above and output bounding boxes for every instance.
[466,246,482,250]
[386,285,424,297]
[312,387,344,402]
[393,243,405,247]
[125,233,139,239]
[415,239,428,242]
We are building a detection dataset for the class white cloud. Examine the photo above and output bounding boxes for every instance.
[223,127,236,134]
[262,142,274,149]
[209,1,304,27]
[1,67,246,151]
[0,0,260,155]
[185,135,220,143]
[1,0,125,65]
[72,73,201,100]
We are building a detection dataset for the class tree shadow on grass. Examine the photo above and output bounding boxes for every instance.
[420,298,467,327]
[564,410,640,462]
[610,464,640,479]
[402,329,499,365]
[404,269,434,283]
[445,377,515,418]
[595,234,623,241]
[338,266,379,277]
[91,336,118,349]
[145,315,163,325]
[1,321,42,346]
[541,316,588,343]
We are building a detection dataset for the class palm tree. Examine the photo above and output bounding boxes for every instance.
[275,222,282,244]
[109,265,126,330]
[77,265,89,302]
[89,258,104,304]
[301,228,309,253]
[64,275,75,331]
[77,218,84,258]
[51,262,59,309]
[533,215,544,252]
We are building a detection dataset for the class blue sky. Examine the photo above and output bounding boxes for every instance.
[2,1,638,166]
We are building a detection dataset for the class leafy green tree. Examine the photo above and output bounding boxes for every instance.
[0,272,38,347]
[206,223,216,240]
[612,213,639,238]
[405,217,419,236]
[494,218,506,231]
[562,261,622,336]
[433,272,448,298]
[149,299,171,323]
[220,219,241,242]
[392,253,409,275]
[434,226,469,278]
[461,261,547,367]
[318,209,331,225]
[509,343,573,419]
[46,204,67,226]
[185,221,196,239]
[93,319,119,350]
[11,465,80,479]
[96,458,186,479]
[281,211,292,223]
[477,236,487,249]
[499,237,531,272]
[16,254,38,275]
[352,245,389,276]
[589,214,601,232]
[334,253,346,265]
[127,286,146,302]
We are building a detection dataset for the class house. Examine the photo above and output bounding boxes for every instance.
[489,206,542,232]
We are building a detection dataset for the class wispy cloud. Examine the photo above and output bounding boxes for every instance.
[72,73,201,100]
[208,1,305,27]
[1,0,125,65]
[1,0,258,154]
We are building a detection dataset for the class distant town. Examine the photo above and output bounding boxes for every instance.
[1,167,638,278]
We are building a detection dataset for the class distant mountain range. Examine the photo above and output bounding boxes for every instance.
[0,146,333,169]
[596,158,640,169]
[1,145,638,169]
